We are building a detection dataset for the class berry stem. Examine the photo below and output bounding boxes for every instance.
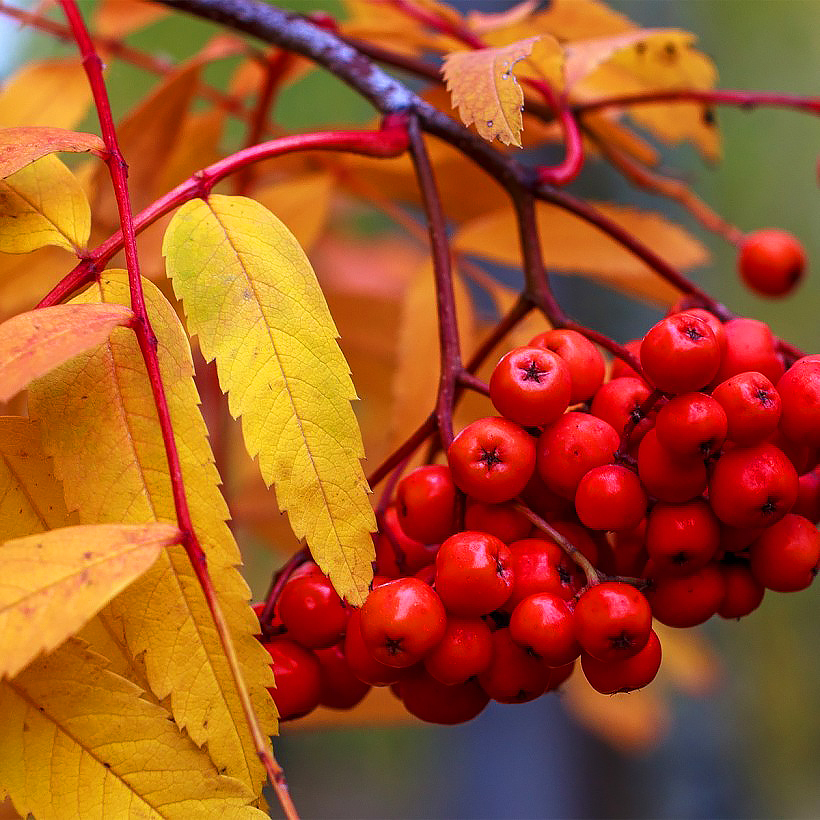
[259,547,311,639]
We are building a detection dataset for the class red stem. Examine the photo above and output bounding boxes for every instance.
[38,119,411,309]
[389,0,483,49]
[58,3,299,816]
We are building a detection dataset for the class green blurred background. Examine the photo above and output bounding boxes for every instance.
[3,0,819,816]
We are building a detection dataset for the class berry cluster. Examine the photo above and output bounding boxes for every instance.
[255,311,819,726]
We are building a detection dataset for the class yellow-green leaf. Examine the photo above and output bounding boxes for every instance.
[453,201,707,305]
[27,272,277,796]
[442,36,545,147]
[0,640,266,820]
[0,417,72,541]
[0,155,91,254]
[0,304,133,402]
[0,523,178,680]
[0,127,105,180]
[0,58,92,130]
[162,195,376,605]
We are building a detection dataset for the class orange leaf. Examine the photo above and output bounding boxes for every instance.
[93,0,170,38]
[443,36,556,147]
[0,304,133,402]
[0,127,105,180]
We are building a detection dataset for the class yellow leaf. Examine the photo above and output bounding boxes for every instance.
[453,201,707,305]
[0,155,91,254]
[0,417,72,541]
[0,58,92,130]
[27,272,277,795]
[162,196,376,605]
[442,37,546,147]
[0,304,133,402]
[93,0,170,37]
[0,640,266,819]
[0,127,105,180]
[0,523,178,680]
[252,171,335,252]
[390,259,476,448]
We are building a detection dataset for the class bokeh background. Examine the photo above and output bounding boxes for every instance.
[3,0,819,817]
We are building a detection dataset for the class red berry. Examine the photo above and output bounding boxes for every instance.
[448,417,536,503]
[509,592,580,667]
[610,340,643,380]
[434,531,514,616]
[640,313,721,394]
[710,318,784,387]
[398,667,489,725]
[573,582,652,663]
[645,500,720,577]
[343,610,406,686]
[581,629,662,694]
[590,376,654,449]
[504,537,584,612]
[738,229,805,297]
[793,467,820,524]
[708,442,798,529]
[264,638,322,721]
[645,564,725,628]
[655,392,727,459]
[489,345,572,426]
[777,360,820,448]
[423,616,494,685]
[637,428,708,503]
[749,513,820,592]
[717,563,765,619]
[395,465,457,545]
[536,412,620,500]
[314,643,371,710]
[712,371,781,445]
[574,464,647,532]
[359,577,447,667]
[529,328,606,403]
[278,573,350,649]
[478,627,552,703]
[464,499,532,544]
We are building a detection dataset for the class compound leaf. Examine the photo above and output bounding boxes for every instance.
[27,272,277,796]
[0,523,178,680]
[0,639,266,820]
[0,304,133,402]
[163,195,376,606]
[0,155,91,254]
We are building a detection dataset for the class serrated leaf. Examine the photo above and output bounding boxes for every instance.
[0,417,72,541]
[0,304,133,402]
[27,272,277,795]
[0,58,92,130]
[0,127,105,180]
[453,201,707,305]
[162,195,375,605]
[0,639,266,819]
[442,36,544,147]
[0,155,91,254]
[0,523,178,680]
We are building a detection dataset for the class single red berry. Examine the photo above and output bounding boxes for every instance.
[434,530,514,616]
[536,412,620,500]
[777,360,820,448]
[738,229,805,297]
[573,582,652,663]
[710,318,784,387]
[609,520,650,578]
[314,643,371,710]
[509,592,580,667]
[529,328,606,403]
[637,428,708,503]
[574,464,647,532]
[645,499,721,577]
[793,467,820,524]
[708,442,798,529]
[749,513,820,592]
[398,667,489,725]
[717,563,765,619]
[478,627,552,704]
[395,465,457,545]
[640,313,721,394]
[675,308,728,360]
[712,371,781,445]
[590,376,654,449]
[645,563,725,628]
[489,345,572,426]
[343,610,406,686]
[359,577,447,667]
[264,637,322,721]
[377,505,438,574]
[423,615,494,685]
[504,537,584,612]
[655,392,727,459]
[278,573,350,649]
[581,629,662,694]
[447,417,536,503]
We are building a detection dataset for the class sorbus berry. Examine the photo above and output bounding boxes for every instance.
[710,318,784,386]
[654,392,727,459]
[574,464,647,532]
[447,417,536,503]
[343,610,406,686]
[581,629,662,694]
[509,592,580,667]
[777,359,820,448]
[610,340,643,380]
[464,499,532,544]
[738,229,805,297]
[423,615,494,685]
[529,328,606,403]
[504,537,584,611]
[717,563,765,619]
[590,376,654,448]
[645,500,721,577]
[395,465,457,545]
[314,643,371,709]
[748,513,820,592]
[711,371,781,445]
[645,563,725,628]
[637,428,708,503]
[478,627,552,703]
[489,345,572,426]
[278,573,350,649]
[264,637,322,721]
[398,667,489,725]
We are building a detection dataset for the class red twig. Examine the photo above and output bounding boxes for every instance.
[58,3,298,816]
[38,119,411,309]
